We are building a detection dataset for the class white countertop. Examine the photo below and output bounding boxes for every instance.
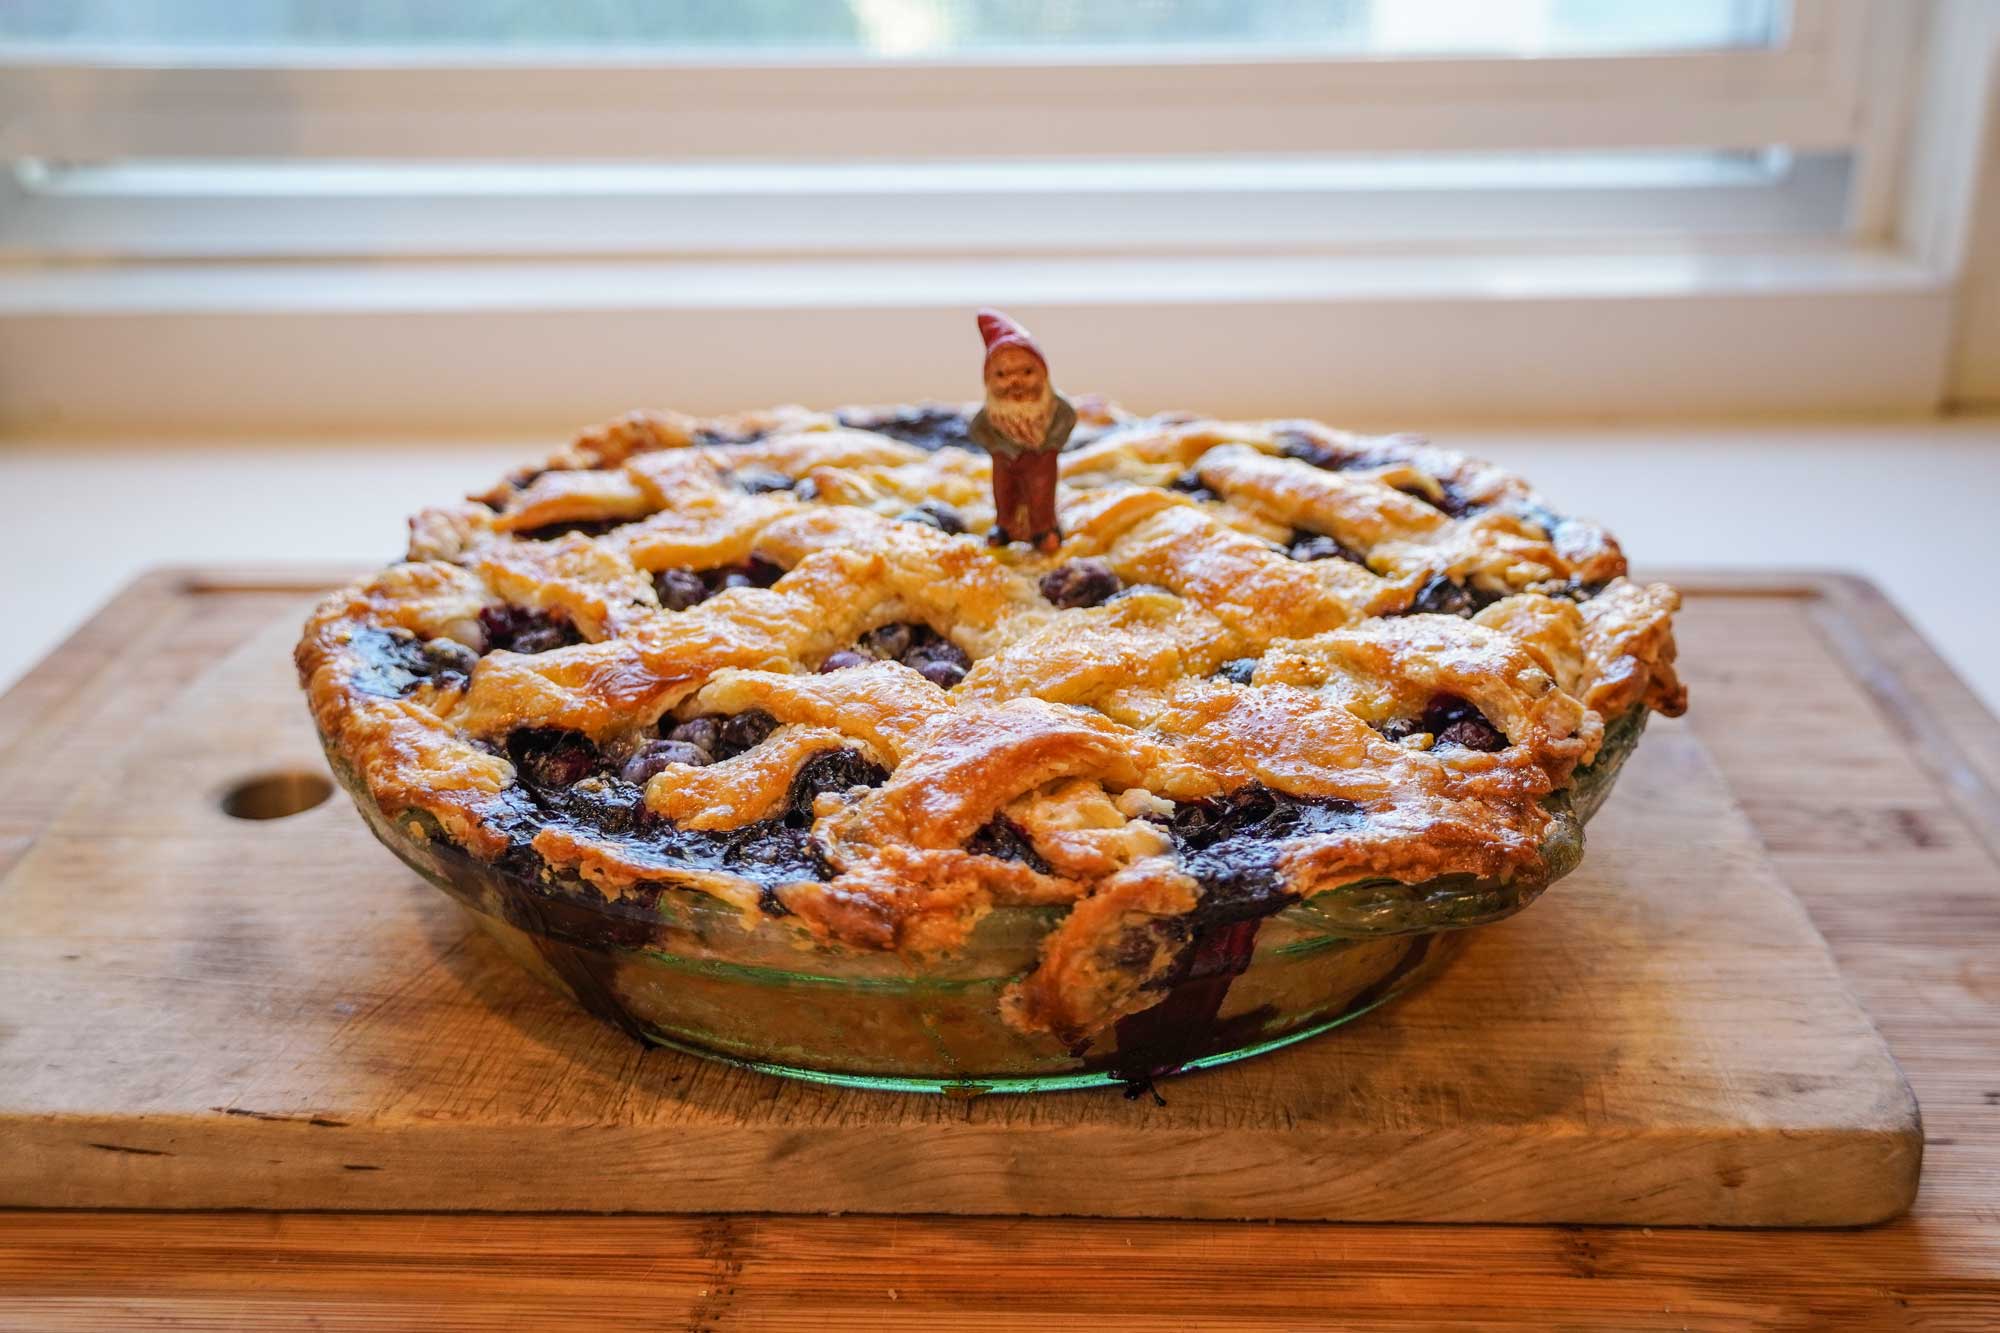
[5,417,1997,714]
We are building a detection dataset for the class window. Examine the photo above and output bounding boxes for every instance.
[0,1,1986,430]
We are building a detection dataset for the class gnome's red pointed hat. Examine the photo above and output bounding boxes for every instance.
[976,308,1047,372]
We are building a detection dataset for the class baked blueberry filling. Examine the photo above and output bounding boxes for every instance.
[511,517,628,543]
[821,621,971,687]
[1287,529,1366,565]
[967,815,1054,873]
[349,626,480,698]
[1163,785,1367,907]
[1168,470,1220,503]
[661,709,778,762]
[491,727,889,893]
[651,558,785,611]
[787,748,890,825]
[1276,430,1395,472]
[652,568,709,611]
[693,425,773,447]
[1379,695,1508,752]
[1039,558,1122,608]
[506,727,605,790]
[1392,479,1480,519]
[838,406,975,453]
[1398,573,1508,618]
[896,500,967,534]
[620,739,713,784]
[1213,657,1260,685]
[1542,577,1612,604]
[479,605,584,655]
[732,467,796,495]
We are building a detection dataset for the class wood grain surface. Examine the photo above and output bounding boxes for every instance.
[0,569,1996,1328]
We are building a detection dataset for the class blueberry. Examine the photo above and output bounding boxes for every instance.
[654,568,709,611]
[1395,480,1476,518]
[1436,717,1506,751]
[477,604,523,649]
[896,501,967,534]
[1215,658,1259,685]
[419,636,480,677]
[858,623,914,661]
[915,658,967,689]
[509,625,571,655]
[479,605,579,654]
[1289,532,1364,565]
[717,710,779,755]
[819,650,871,673]
[1038,558,1122,609]
[704,557,784,594]
[904,637,970,673]
[1400,695,1508,752]
[1408,574,1476,617]
[1277,431,1337,468]
[508,728,602,788]
[788,748,889,821]
[620,739,713,784]
[665,716,725,754]
[734,467,795,495]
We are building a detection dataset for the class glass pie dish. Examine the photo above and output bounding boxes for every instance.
[326,705,1648,1095]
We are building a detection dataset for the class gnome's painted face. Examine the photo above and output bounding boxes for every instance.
[984,345,1056,449]
[985,346,1047,403]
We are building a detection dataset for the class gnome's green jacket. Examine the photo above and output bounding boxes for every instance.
[968,395,1077,458]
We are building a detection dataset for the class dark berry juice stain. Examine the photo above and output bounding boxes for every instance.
[1098,787,1369,1092]
[453,727,896,1040]
[349,627,479,698]
[458,732,890,1042]
[838,406,974,453]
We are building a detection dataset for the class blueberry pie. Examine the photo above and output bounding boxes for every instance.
[299,399,1684,1089]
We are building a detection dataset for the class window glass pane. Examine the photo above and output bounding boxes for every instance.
[1,1,1784,58]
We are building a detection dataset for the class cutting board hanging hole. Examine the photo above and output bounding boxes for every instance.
[219,771,333,821]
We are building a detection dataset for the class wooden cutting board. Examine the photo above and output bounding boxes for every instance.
[0,571,1920,1225]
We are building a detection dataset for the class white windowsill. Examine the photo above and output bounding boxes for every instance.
[0,246,1956,433]
[0,246,1939,313]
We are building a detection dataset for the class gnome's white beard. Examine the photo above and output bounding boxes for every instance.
[986,384,1056,450]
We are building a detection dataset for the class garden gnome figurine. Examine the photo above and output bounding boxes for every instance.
[970,308,1074,552]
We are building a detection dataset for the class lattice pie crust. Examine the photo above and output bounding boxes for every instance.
[298,398,1685,1043]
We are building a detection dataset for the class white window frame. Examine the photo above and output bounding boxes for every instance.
[0,2,1866,161]
[0,0,1991,432]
